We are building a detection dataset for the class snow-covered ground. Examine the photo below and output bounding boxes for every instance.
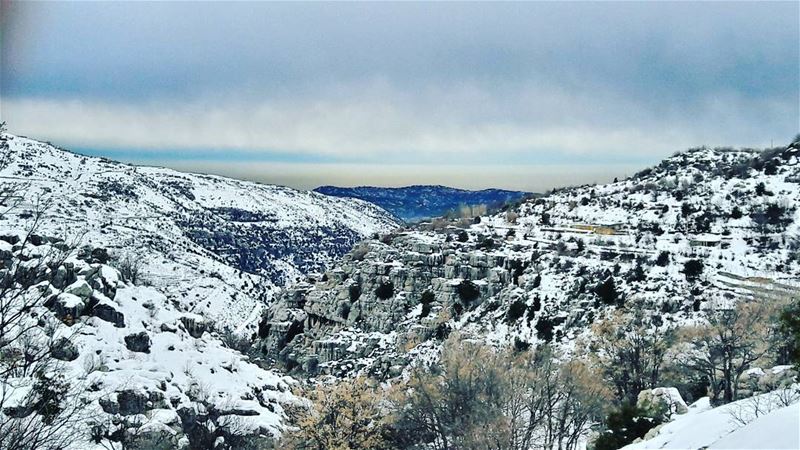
[624,388,800,450]
[0,133,398,331]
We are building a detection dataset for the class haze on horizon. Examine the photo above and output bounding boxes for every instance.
[1,1,798,192]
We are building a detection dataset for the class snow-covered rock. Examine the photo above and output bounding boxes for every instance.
[0,237,304,448]
[0,132,399,331]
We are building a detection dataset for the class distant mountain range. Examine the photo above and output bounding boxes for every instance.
[314,185,532,221]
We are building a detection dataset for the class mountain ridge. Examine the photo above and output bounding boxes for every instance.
[260,139,800,378]
[314,184,532,222]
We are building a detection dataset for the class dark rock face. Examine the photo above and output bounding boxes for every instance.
[124,331,151,353]
[50,337,79,361]
[179,214,370,286]
[92,302,125,327]
[117,389,149,415]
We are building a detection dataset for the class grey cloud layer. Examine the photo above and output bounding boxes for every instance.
[1,1,798,167]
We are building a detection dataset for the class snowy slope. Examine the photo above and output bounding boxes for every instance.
[0,233,302,448]
[0,133,399,330]
[623,388,800,450]
[260,141,800,379]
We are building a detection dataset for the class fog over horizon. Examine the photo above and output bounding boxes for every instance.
[1,1,797,191]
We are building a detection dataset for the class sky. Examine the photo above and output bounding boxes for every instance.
[1,1,798,191]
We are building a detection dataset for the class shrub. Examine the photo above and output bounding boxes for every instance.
[434,323,452,340]
[595,276,619,306]
[682,259,704,281]
[456,280,480,305]
[281,377,394,450]
[731,206,743,219]
[655,251,670,267]
[594,403,661,450]
[779,298,800,371]
[476,237,495,250]
[513,337,530,352]
[457,230,469,242]
[536,316,556,342]
[338,302,351,319]
[420,291,435,318]
[374,280,394,300]
[506,300,527,324]
[113,253,145,285]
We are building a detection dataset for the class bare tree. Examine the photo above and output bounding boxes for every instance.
[589,303,676,403]
[392,336,611,450]
[678,299,783,404]
[0,185,90,449]
[280,377,393,450]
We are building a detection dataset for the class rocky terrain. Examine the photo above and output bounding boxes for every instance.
[314,185,531,222]
[0,132,399,449]
[3,131,799,449]
[0,231,307,449]
[0,133,399,330]
[261,141,800,379]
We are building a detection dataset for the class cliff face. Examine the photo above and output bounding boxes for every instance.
[259,233,536,377]
[259,142,800,379]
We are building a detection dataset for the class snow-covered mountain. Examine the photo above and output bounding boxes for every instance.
[0,234,301,448]
[0,132,401,448]
[0,133,399,330]
[260,141,800,378]
[314,185,531,222]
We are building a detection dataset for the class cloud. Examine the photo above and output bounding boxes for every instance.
[1,0,797,180]
[2,78,794,164]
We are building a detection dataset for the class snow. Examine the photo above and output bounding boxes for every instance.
[624,389,800,450]
[0,133,398,331]
[708,404,799,450]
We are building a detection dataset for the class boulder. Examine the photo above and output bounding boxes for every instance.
[50,337,79,361]
[99,395,120,414]
[90,248,110,264]
[118,389,149,415]
[125,423,179,450]
[125,331,151,353]
[51,293,85,324]
[92,300,126,327]
[64,279,93,299]
[637,387,688,420]
[180,315,209,339]
[50,265,76,290]
[0,234,20,245]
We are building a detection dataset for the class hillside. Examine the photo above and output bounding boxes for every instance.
[314,185,531,222]
[0,133,399,330]
[0,233,301,448]
[261,142,800,377]
[0,132,402,449]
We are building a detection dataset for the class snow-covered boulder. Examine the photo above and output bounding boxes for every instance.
[637,387,689,420]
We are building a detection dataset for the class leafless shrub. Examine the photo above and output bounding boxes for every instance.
[111,253,145,286]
